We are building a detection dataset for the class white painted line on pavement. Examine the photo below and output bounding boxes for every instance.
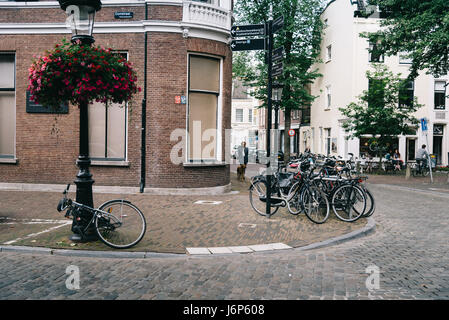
[2,221,71,245]
[194,200,223,205]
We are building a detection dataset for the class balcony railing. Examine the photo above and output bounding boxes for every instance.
[183,0,232,30]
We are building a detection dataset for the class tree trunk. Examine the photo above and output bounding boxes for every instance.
[283,108,291,163]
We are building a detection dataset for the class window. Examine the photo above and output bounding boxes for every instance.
[398,80,414,108]
[368,78,385,109]
[188,55,221,161]
[434,81,446,110]
[248,108,252,123]
[235,109,243,122]
[89,52,128,161]
[0,53,15,159]
[324,128,331,155]
[326,45,332,62]
[325,85,331,109]
[369,41,384,62]
[399,52,412,64]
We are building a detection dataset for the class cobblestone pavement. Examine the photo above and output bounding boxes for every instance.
[0,183,448,300]
[0,174,366,253]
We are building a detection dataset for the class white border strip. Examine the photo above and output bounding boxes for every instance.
[186,243,293,255]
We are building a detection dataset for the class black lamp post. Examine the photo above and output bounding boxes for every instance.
[58,0,102,242]
[272,85,283,130]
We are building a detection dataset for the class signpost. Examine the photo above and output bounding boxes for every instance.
[421,118,433,183]
[231,10,284,217]
[231,24,265,38]
[230,38,265,51]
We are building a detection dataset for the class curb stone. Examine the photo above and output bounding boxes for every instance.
[0,217,376,259]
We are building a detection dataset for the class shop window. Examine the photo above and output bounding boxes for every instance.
[0,53,15,159]
[88,52,128,161]
[188,55,221,161]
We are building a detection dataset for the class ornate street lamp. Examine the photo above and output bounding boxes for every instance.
[58,0,102,242]
[272,84,283,130]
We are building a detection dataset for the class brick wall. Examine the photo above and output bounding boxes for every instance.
[0,4,231,189]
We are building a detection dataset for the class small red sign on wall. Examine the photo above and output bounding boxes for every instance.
[175,96,181,104]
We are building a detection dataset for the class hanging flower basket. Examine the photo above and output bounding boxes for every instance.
[28,39,141,108]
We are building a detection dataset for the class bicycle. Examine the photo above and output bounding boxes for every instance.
[249,157,330,224]
[57,184,146,249]
[411,159,430,177]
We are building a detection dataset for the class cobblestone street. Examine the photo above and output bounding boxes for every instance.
[1,182,448,300]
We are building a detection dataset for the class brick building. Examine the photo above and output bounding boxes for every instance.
[0,0,233,193]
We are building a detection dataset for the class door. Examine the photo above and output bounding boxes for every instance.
[433,124,444,164]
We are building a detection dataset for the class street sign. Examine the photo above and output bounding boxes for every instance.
[273,46,284,62]
[272,15,284,34]
[231,24,265,38]
[231,38,265,51]
[288,129,295,137]
[421,118,428,131]
[272,62,283,77]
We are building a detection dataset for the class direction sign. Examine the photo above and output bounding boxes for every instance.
[272,62,283,77]
[272,15,284,34]
[273,46,284,62]
[231,38,265,51]
[231,24,265,38]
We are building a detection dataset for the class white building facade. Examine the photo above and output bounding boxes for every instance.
[231,79,261,151]
[302,0,449,165]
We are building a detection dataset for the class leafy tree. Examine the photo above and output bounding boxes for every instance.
[364,0,449,80]
[234,0,325,162]
[339,64,420,164]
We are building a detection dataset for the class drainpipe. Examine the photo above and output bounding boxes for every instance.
[140,2,148,193]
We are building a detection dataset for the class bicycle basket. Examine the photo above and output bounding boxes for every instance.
[278,172,294,188]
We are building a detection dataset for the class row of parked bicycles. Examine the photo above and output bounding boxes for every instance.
[249,153,375,224]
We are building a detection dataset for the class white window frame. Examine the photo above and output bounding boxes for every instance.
[434,80,446,110]
[326,45,332,62]
[399,51,412,64]
[325,85,331,110]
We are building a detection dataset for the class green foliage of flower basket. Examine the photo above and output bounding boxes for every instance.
[28,39,141,109]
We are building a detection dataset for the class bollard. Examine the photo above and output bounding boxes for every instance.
[405,163,411,180]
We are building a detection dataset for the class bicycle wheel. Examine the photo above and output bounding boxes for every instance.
[287,181,303,215]
[362,187,376,217]
[302,185,330,224]
[95,200,146,249]
[331,184,366,222]
[249,180,279,216]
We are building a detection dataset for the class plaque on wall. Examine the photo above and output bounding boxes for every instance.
[26,91,68,114]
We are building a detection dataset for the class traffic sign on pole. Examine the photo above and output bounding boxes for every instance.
[272,15,284,34]
[230,38,265,51]
[273,46,284,62]
[421,118,428,131]
[272,62,283,77]
[231,24,265,38]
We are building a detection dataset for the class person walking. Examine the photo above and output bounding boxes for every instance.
[237,141,249,180]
